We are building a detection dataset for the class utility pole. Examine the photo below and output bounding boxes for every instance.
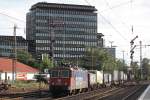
[122,51,125,69]
[131,41,150,80]
[48,20,64,66]
[49,21,56,67]
[12,24,17,82]
[139,41,142,79]
[92,48,94,70]
[139,41,150,79]
[63,24,65,62]
[109,41,114,48]
[122,50,125,80]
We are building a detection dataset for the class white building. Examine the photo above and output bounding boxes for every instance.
[0,58,39,81]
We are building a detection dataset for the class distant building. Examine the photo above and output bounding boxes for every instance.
[0,35,28,58]
[0,58,39,81]
[105,47,116,58]
[26,2,97,62]
[97,33,104,48]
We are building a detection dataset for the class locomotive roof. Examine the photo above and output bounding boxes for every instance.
[50,66,86,71]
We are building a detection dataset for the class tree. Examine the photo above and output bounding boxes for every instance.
[17,50,42,69]
[142,58,150,80]
[17,50,35,65]
[132,61,140,80]
[41,53,54,70]
[79,47,126,72]
[116,59,125,71]
[79,47,104,70]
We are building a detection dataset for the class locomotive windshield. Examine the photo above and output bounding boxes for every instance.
[60,70,69,77]
[51,70,59,77]
[51,70,69,78]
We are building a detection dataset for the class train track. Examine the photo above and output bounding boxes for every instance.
[46,87,121,100]
[0,90,51,100]
[49,85,147,100]
[122,85,148,100]
[0,84,147,100]
[99,85,148,100]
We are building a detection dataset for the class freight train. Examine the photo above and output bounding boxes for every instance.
[49,66,127,95]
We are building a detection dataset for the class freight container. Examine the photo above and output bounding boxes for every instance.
[124,73,127,81]
[104,73,112,86]
[112,70,119,85]
[119,71,124,84]
[88,72,96,89]
[88,70,103,85]
[88,72,96,86]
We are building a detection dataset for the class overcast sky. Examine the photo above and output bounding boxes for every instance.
[0,0,150,65]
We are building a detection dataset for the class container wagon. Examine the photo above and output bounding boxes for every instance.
[112,70,119,86]
[88,70,103,88]
[103,73,112,87]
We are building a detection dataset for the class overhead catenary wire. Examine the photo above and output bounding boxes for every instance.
[0,8,25,23]
[83,0,129,41]
[0,12,25,23]
[84,0,92,6]
[100,0,136,13]
[99,13,128,41]
[103,0,130,31]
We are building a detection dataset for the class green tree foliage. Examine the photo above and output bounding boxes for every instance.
[17,51,54,71]
[79,47,103,70]
[41,53,54,70]
[80,47,126,72]
[142,58,150,80]
[132,61,141,80]
[116,59,126,71]
[17,50,36,67]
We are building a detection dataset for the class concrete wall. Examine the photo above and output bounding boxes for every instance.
[0,72,38,81]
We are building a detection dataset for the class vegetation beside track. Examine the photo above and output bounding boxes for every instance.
[7,81,48,93]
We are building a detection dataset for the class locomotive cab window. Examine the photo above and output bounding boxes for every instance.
[51,70,59,77]
[60,70,69,77]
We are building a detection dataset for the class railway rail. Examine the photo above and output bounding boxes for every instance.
[49,87,121,100]
[99,84,148,100]
[51,85,147,100]
[0,90,51,100]
[0,84,148,100]
[122,85,148,100]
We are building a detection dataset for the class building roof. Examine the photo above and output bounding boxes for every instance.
[0,35,27,43]
[31,2,97,12]
[0,58,39,73]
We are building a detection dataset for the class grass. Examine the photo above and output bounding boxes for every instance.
[10,81,48,92]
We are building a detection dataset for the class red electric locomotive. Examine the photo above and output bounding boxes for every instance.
[49,66,88,95]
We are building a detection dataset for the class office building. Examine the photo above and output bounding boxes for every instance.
[0,35,28,57]
[105,47,116,58]
[26,2,97,62]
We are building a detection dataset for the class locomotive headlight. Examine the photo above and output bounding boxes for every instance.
[48,80,50,84]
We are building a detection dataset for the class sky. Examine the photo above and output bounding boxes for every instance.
[0,0,150,65]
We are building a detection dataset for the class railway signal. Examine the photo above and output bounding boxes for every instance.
[130,45,136,59]
[130,35,138,80]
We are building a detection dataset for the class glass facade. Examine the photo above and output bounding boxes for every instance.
[26,2,97,62]
[0,36,28,57]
